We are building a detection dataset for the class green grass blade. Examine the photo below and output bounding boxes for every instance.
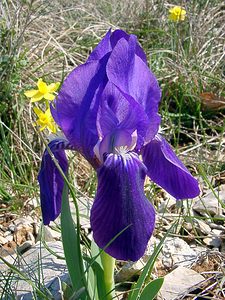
[139,278,164,300]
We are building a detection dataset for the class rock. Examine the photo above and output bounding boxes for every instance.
[115,259,145,282]
[36,225,57,242]
[142,236,160,263]
[3,230,11,237]
[24,198,39,209]
[116,236,199,283]
[48,227,61,240]
[195,219,211,235]
[70,197,92,229]
[0,235,8,245]
[8,224,16,232]
[160,237,198,268]
[114,236,159,282]
[4,231,13,242]
[14,216,34,227]
[33,222,40,236]
[13,225,34,245]
[158,266,204,300]
[0,241,68,298]
[158,196,176,213]
[193,187,224,216]
[0,241,17,258]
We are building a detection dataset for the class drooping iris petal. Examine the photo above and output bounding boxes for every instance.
[51,57,108,165]
[142,135,200,199]
[107,36,161,142]
[38,138,72,225]
[91,152,155,261]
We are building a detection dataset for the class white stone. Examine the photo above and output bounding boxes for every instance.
[160,237,198,268]
[0,241,67,298]
[0,235,8,245]
[158,266,204,300]
[193,187,224,216]
[14,216,34,227]
[195,219,211,235]
[3,230,12,238]
[158,196,176,213]
[36,225,56,242]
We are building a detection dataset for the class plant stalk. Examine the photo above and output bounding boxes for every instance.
[100,251,116,300]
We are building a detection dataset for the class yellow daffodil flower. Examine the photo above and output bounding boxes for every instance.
[169,6,186,22]
[25,78,60,102]
[33,107,57,133]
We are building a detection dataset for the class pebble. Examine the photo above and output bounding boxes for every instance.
[36,225,60,242]
[14,216,34,227]
[158,196,176,213]
[0,235,8,245]
[193,187,224,216]
[203,236,221,248]
[115,259,145,282]
[18,240,33,254]
[195,219,211,235]
[8,224,16,232]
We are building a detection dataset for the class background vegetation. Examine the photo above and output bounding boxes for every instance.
[0,0,224,298]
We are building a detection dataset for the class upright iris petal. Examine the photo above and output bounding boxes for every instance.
[107,36,161,143]
[91,152,155,261]
[51,57,108,165]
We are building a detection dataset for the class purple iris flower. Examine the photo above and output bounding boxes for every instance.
[38,29,200,261]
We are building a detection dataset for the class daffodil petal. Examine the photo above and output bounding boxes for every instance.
[37,78,48,94]
[24,89,39,98]
[47,82,60,93]
[33,107,43,116]
[44,93,55,101]
[31,92,44,102]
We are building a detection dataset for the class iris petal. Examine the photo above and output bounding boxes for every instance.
[91,152,155,261]
[107,36,161,142]
[96,82,149,149]
[51,57,108,166]
[142,135,200,199]
[87,29,111,61]
[38,138,72,225]
[87,29,147,64]
[110,30,147,64]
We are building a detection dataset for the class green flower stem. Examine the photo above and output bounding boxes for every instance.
[100,251,116,300]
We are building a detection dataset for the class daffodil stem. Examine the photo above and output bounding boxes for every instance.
[100,251,116,300]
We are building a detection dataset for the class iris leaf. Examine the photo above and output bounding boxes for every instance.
[61,182,87,299]
[139,278,164,300]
